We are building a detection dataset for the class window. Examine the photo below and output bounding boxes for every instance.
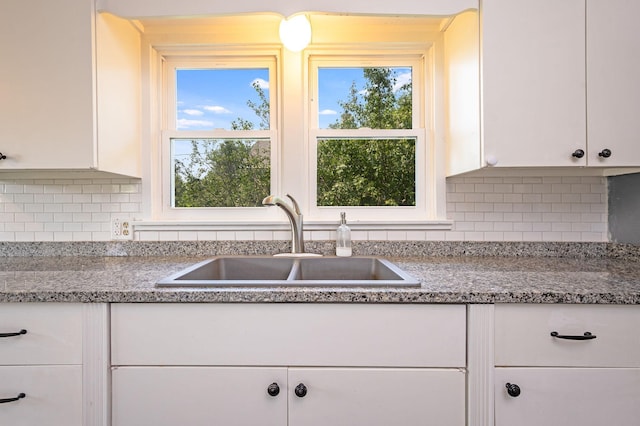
[143,15,448,228]
[308,55,429,221]
[159,55,280,221]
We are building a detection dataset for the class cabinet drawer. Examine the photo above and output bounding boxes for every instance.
[0,365,82,426]
[495,304,640,367]
[0,303,83,365]
[111,303,466,367]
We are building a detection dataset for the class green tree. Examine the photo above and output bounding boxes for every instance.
[174,67,415,208]
[174,138,270,207]
[319,67,415,206]
[173,81,271,208]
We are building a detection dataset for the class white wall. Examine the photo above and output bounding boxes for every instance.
[0,175,607,242]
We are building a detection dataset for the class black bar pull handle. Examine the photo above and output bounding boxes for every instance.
[0,393,26,404]
[0,329,27,338]
[550,331,596,340]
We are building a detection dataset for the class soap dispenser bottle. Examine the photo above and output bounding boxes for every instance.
[336,212,352,257]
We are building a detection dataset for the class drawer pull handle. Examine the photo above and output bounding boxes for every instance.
[550,331,596,340]
[294,383,307,398]
[0,393,26,404]
[0,329,27,338]
[267,383,280,397]
[505,383,521,397]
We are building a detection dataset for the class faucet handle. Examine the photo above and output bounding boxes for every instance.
[285,194,301,215]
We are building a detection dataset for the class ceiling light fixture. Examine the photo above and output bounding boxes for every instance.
[279,15,311,52]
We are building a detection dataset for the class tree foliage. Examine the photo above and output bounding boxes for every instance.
[174,139,269,207]
[173,80,270,208]
[319,67,415,206]
[173,67,415,208]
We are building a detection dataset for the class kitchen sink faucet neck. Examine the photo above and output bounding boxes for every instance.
[262,194,305,254]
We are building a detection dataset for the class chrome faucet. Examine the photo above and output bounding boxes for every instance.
[262,194,305,254]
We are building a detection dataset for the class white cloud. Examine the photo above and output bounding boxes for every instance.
[177,118,215,129]
[202,105,232,114]
[394,72,412,92]
[252,78,270,89]
[319,109,338,115]
[182,109,204,116]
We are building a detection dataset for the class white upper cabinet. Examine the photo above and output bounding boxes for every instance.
[586,0,640,167]
[447,0,640,175]
[481,0,586,169]
[0,0,140,176]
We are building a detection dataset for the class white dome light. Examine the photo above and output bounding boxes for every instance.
[279,15,311,52]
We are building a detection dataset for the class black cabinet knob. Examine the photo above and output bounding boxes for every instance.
[505,383,521,397]
[267,382,280,397]
[0,152,6,160]
[572,149,585,158]
[294,383,307,398]
[598,149,612,158]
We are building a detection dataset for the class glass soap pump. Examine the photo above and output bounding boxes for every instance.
[336,212,352,257]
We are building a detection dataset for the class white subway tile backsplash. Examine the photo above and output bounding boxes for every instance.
[0,175,609,243]
[387,231,408,240]
[178,231,200,241]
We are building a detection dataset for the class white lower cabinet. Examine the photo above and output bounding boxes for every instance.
[288,368,465,426]
[112,367,288,426]
[112,366,465,426]
[0,303,108,426]
[110,303,467,425]
[494,304,640,426]
[0,303,83,426]
[495,367,640,426]
[0,366,82,426]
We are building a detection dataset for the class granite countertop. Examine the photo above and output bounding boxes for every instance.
[1,254,640,304]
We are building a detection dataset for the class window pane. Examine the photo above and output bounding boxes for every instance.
[176,69,270,131]
[172,138,270,207]
[318,67,412,130]
[317,138,416,207]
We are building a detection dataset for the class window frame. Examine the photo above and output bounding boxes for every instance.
[158,53,282,222]
[305,52,432,222]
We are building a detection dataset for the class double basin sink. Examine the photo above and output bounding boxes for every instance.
[156,255,420,287]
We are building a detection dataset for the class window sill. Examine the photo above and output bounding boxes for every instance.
[133,220,453,233]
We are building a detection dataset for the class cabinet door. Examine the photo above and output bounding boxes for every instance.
[495,368,640,425]
[0,0,95,169]
[586,0,640,167]
[112,367,287,426]
[0,366,82,426]
[481,0,586,167]
[288,368,466,426]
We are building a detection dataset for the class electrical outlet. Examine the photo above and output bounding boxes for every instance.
[111,217,134,240]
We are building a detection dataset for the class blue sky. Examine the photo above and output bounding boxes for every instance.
[175,67,412,131]
[176,68,270,131]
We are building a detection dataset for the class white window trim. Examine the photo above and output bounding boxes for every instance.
[152,51,284,222]
[305,51,434,222]
[138,20,452,232]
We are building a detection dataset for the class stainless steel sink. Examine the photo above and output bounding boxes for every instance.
[156,256,420,287]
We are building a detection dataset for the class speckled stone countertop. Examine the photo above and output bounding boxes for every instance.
[1,251,640,304]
